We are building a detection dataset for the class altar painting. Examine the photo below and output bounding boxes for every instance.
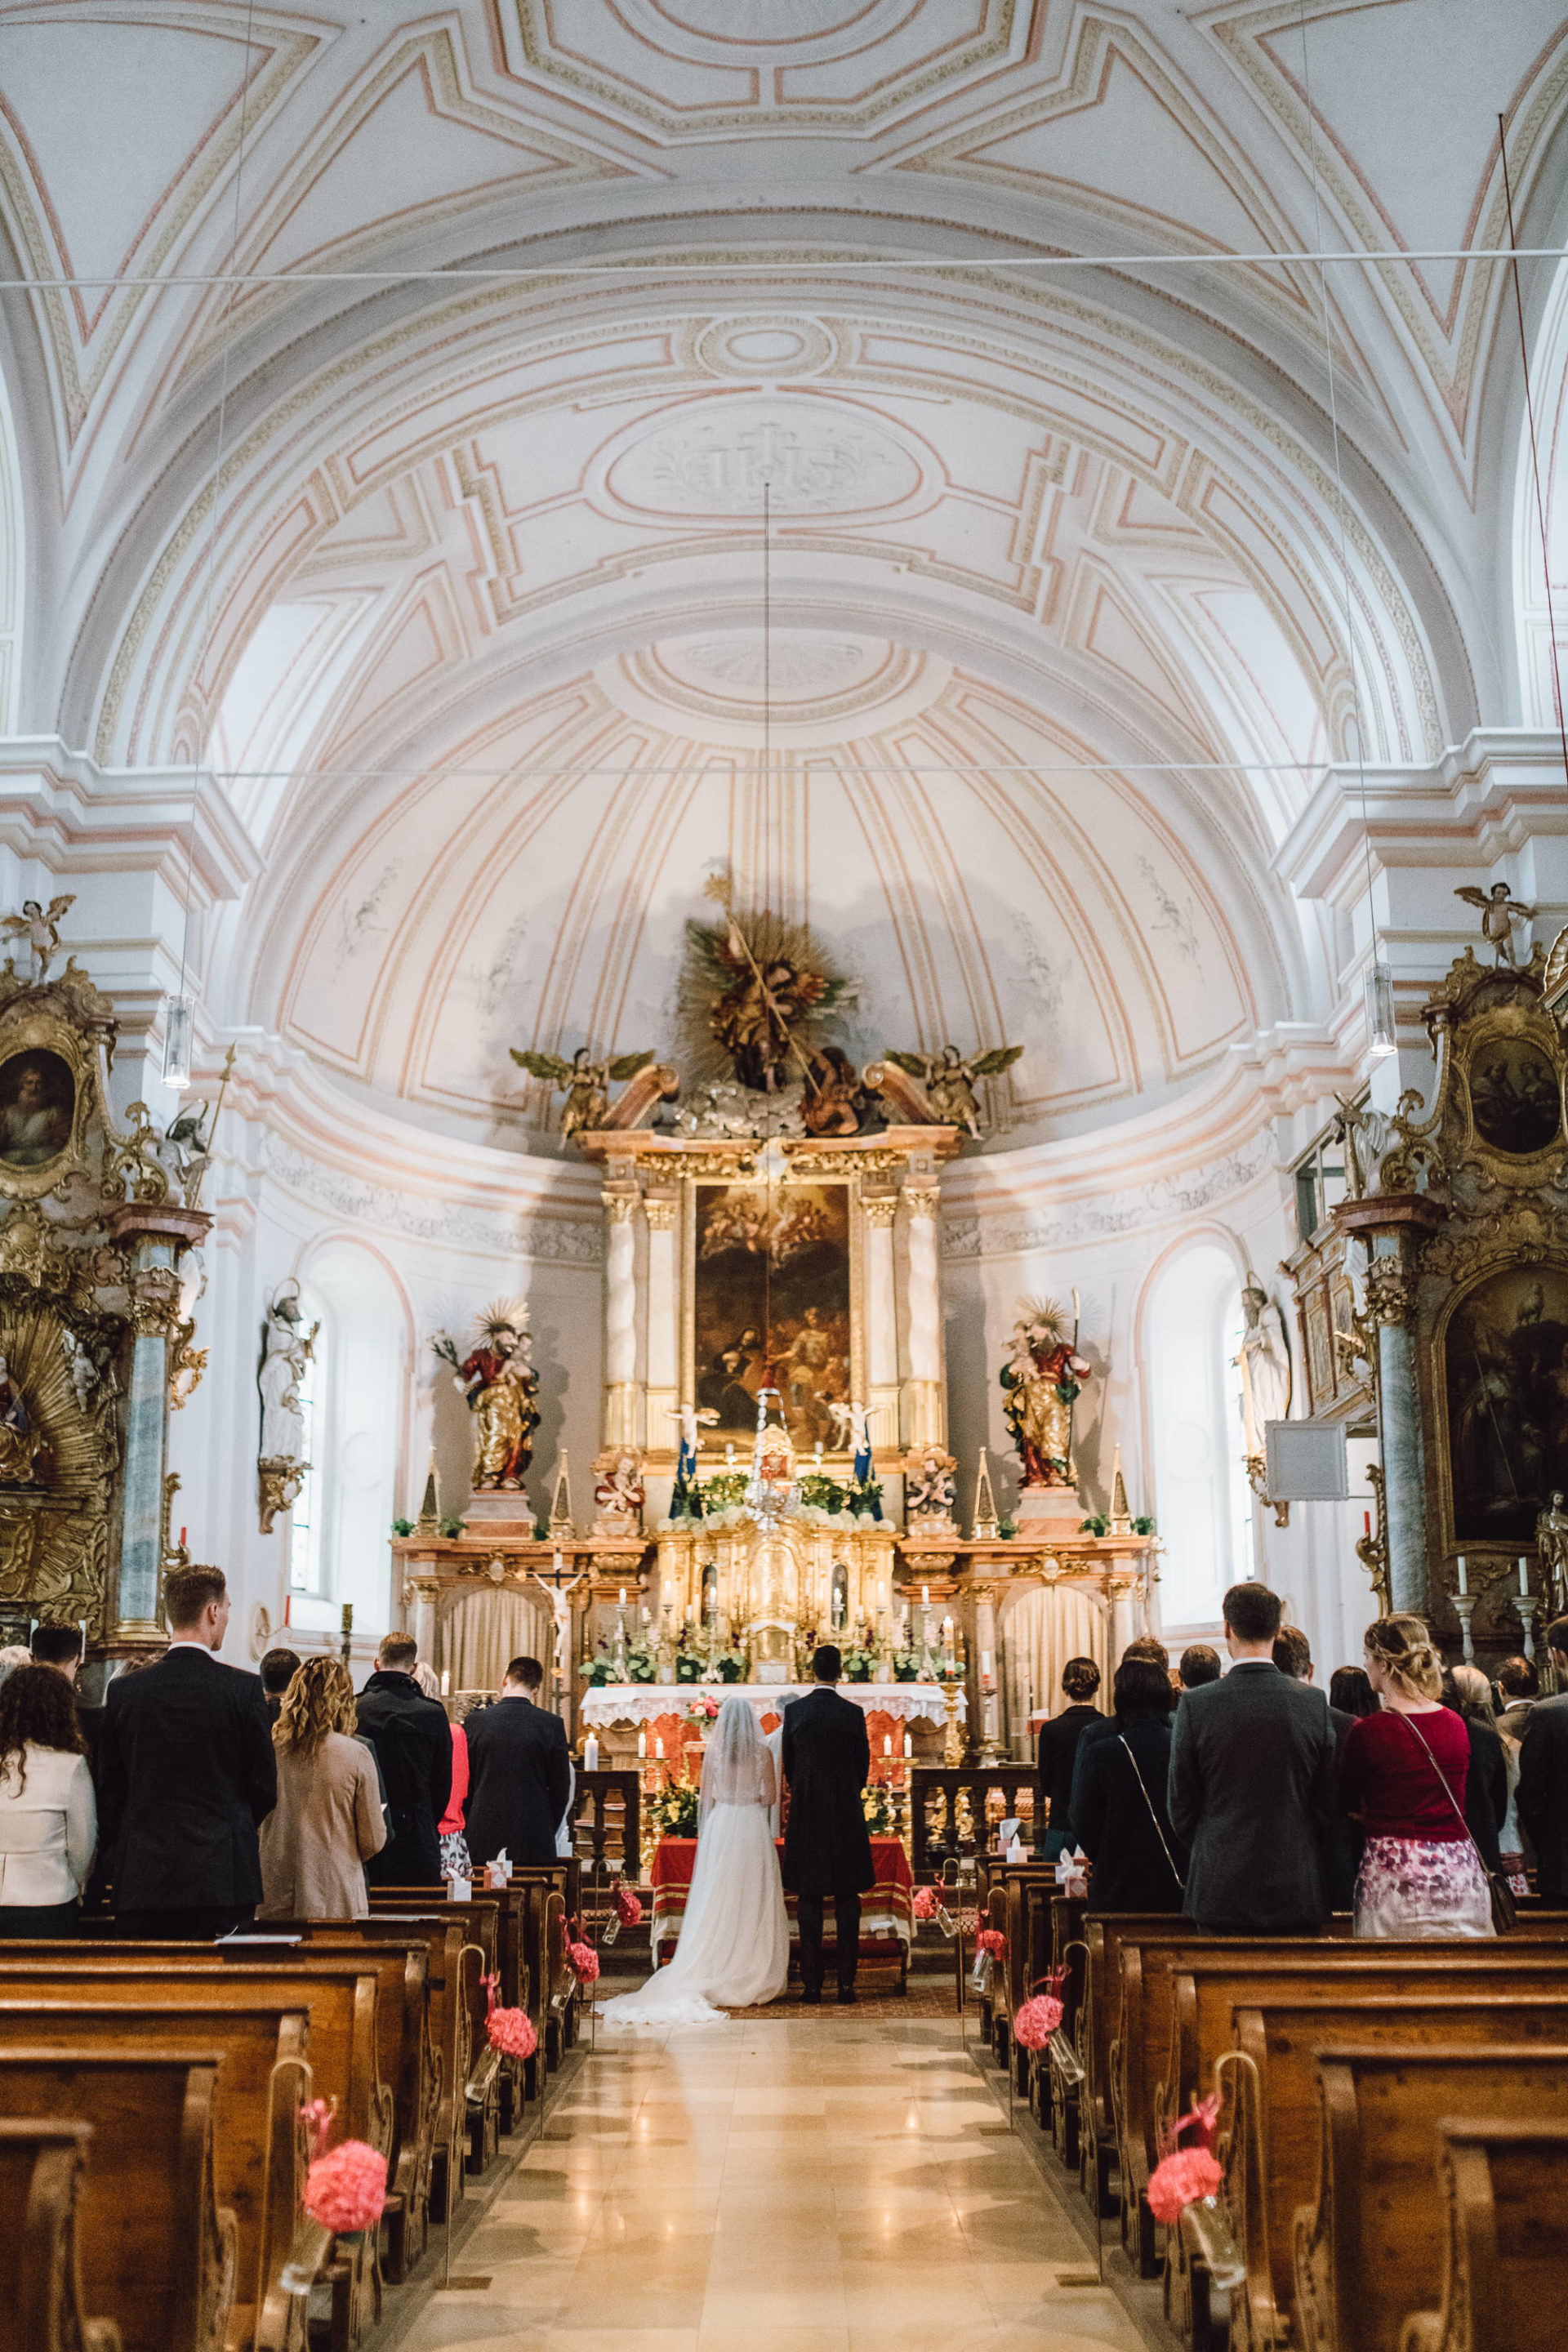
[693,1180,850,1446]
[1444,1263,1568,1543]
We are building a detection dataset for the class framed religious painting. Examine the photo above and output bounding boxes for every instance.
[0,1003,98,1200]
[686,1176,860,1452]
[1438,1260,1568,1548]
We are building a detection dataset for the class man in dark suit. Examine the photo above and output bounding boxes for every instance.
[782,1645,875,2004]
[98,1564,277,1939]
[1274,1619,1361,1912]
[1517,1617,1568,1899]
[356,1631,452,1886]
[463,1656,572,1870]
[1036,1655,1102,1860]
[1167,1582,1337,1932]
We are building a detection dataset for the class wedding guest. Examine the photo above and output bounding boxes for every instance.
[260,1658,386,1919]
[413,1662,471,1879]
[1517,1617,1568,1900]
[260,1646,302,1724]
[1179,1646,1222,1690]
[1073,1655,1186,1913]
[1272,1624,1317,1683]
[0,1645,31,1686]
[99,1564,276,1939]
[1168,1583,1336,1932]
[1329,1666,1378,1719]
[1321,1665,1376,1911]
[1069,1636,1169,1829]
[464,1657,571,1873]
[356,1633,452,1886]
[29,1623,83,1684]
[0,1663,96,1936]
[1495,1656,1539,1745]
[1445,1664,1508,1874]
[1036,1656,1101,1861]
[1339,1615,1491,1938]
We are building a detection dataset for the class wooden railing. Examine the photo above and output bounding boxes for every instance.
[911,1766,1038,1877]
[572,1768,642,1878]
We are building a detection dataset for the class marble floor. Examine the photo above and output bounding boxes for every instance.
[410,2019,1154,2351]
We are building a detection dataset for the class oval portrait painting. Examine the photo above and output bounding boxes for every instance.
[0,1049,75,1170]
[1468,1039,1561,1158]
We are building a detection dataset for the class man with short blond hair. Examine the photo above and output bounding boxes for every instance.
[99,1564,276,1938]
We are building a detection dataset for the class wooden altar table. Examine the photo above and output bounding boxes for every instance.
[650,1836,914,1985]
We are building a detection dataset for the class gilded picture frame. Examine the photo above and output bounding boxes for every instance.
[0,1004,101,1200]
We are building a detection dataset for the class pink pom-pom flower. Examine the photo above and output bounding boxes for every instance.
[569,1940,600,1983]
[488,2004,538,2060]
[303,2139,388,2235]
[976,1927,1006,1958]
[1011,1993,1064,2051]
[614,1886,644,1926]
[911,1886,938,1921]
[1146,2146,1223,2225]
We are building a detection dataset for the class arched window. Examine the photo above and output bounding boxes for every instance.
[286,1240,410,1640]
[1143,1241,1254,1629]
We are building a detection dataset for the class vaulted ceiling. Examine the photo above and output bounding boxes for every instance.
[2,0,1565,1153]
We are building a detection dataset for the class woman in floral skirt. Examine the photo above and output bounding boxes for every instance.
[1338,1614,1494,1940]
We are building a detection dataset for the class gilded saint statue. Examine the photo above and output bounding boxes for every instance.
[1539,1490,1568,1619]
[1000,1299,1090,1488]
[0,1354,41,1486]
[434,1303,540,1491]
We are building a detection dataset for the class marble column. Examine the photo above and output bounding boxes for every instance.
[408,1573,439,1665]
[105,1202,211,1641]
[602,1183,640,1449]
[1333,1195,1442,1619]
[863,1190,899,1451]
[902,1181,943,1448]
[644,1191,679,1451]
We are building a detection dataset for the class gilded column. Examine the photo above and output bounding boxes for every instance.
[105,1202,211,1642]
[1333,1196,1441,1619]
[863,1189,899,1452]
[902,1181,943,1448]
[602,1183,640,1449]
[644,1190,679,1450]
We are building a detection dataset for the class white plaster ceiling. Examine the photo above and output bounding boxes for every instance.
[2,0,1565,1153]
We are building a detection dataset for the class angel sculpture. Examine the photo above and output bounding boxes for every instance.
[884,1042,1022,1138]
[1456,881,1537,968]
[161,1099,211,1201]
[2,895,74,985]
[510,1045,655,1139]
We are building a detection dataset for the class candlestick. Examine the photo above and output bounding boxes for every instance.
[1520,1556,1531,1597]
[584,1732,599,1772]
[1454,1592,1477,1666]
[1456,1553,1468,1597]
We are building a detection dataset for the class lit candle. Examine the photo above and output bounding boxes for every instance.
[922,1585,930,1606]
[637,1727,647,1758]
[619,1586,627,1607]
[655,1736,664,1760]
[1456,1555,1468,1597]
[903,1732,912,1759]
[942,1615,952,1645]
[1521,1557,1530,1597]
[981,1650,992,1677]
[884,1735,893,1757]
[441,1668,451,1695]
[584,1732,599,1772]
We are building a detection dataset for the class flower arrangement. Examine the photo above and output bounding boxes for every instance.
[580,1650,617,1687]
[911,1885,938,1921]
[797,1470,848,1516]
[840,1643,878,1683]
[1079,1512,1109,1537]
[1147,2146,1223,2224]
[686,1694,720,1724]
[299,2100,388,2236]
[712,1648,749,1683]
[976,1927,1006,1958]
[700,1471,748,1512]
[648,1781,702,1838]
[675,1649,705,1682]
[624,1636,657,1686]
[391,1517,415,1537]
[862,1784,893,1833]
[483,1971,538,2060]
[438,1514,467,1539]
[891,1646,922,1684]
[1011,1991,1064,2050]
[614,1884,644,1927]
[569,1939,601,1984]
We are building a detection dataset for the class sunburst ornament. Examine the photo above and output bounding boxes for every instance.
[478,1298,529,1343]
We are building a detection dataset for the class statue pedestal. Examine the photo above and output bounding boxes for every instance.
[1013,1485,1085,1535]
[464,1492,536,1538]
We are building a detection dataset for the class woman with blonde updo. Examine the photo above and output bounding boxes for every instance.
[1338,1615,1493,1939]
[259,1658,386,1920]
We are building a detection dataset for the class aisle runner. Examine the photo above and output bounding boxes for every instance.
[649,1833,913,1962]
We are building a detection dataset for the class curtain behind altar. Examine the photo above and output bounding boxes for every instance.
[1000,1582,1111,1755]
[439,1588,551,1695]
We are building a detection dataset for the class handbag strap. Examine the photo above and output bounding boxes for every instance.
[1117,1733,1186,1892]
[1396,1710,1491,1873]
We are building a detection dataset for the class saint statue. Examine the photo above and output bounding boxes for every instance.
[593,1450,645,1530]
[906,1447,957,1522]
[1000,1300,1090,1487]
[258,1282,318,1463]
[0,1356,41,1486]
[434,1303,540,1491]
[1539,1490,1568,1619]
[668,1401,718,1517]
[1238,1276,1292,1461]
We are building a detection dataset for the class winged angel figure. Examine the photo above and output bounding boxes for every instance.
[510,1045,655,1138]
[884,1042,1022,1138]
[2,895,74,984]
[1456,882,1537,968]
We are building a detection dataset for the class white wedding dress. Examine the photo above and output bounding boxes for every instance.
[601,1696,789,2028]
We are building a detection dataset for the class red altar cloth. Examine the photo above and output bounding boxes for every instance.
[650,1836,914,1971]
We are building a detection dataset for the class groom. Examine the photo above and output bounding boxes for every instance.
[782,1645,875,2004]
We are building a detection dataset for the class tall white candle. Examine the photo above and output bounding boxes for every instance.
[583,1732,599,1772]
[884,1735,893,1757]
[619,1586,627,1607]
[903,1731,912,1759]
[637,1727,647,1758]
[655,1735,664,1760]
[922,1584,930,1606]
[1521,1557,1531,1597]
[982,1650,992,1677]
[1456,1554,1468,1597]
[441,1668,451,1696]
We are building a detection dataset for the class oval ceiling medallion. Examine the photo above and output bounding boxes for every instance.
[601,393,928,521]
[694,314,837,380]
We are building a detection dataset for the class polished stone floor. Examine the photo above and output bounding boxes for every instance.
[412,2019,1152,2351]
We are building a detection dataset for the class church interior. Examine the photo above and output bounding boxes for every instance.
[2,0,1568,2345]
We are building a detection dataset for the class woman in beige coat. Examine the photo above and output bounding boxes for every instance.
[260,1657,386,1919]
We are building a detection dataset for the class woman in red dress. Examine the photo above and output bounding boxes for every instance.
[1338,1614,1493,1940]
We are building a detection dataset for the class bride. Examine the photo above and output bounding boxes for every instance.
[601,1695,789,2026]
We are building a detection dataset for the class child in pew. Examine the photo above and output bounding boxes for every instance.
[259,1657,387,1919]
[0,1660,96,1935]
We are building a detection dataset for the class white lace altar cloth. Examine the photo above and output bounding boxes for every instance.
[579,1681,966,1728]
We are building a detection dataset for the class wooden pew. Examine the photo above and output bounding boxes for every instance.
[0,1955,391,2349]
[0,1999,310,2352]
[1036,1890,1087,2152]
[331,1913,468,2225]
[1080,1914,1204,2220]
[1000,1864,1056,2092]
[368,1890,502,2172]
[1401,2118,1568,2352]
[0,2118,122,2352]
[0,2048,235,2352]
[1223,1993,1568,2352]
[1294,2044,1568,2352]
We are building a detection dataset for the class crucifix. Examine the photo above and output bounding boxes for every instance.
[532,1548,587,1698]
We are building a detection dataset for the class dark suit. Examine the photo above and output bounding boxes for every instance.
[99,1646,277,1936]
[782,1684,874,1997]
[1167,1660,1337,1931]
[463,1695,572,1869]
[1067,1711,1120,1845]
[1517,1692,1568,1899]
[1036,1703,1101,1857]
[1458,1712,1508,1873]
[1321,1703,1365,1913]
[355,1670,452,1886]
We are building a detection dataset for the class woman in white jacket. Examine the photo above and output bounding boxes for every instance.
[0,1661,96,1934]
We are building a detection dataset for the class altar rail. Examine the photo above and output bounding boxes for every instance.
[912,1766,1038,1877]
[572,1769,642,1878]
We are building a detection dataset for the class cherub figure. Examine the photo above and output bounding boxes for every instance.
[510,1045,655,1138]
[884,1042,1022,1138]
[1456,881,1537,968]
[2,896,74,985]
